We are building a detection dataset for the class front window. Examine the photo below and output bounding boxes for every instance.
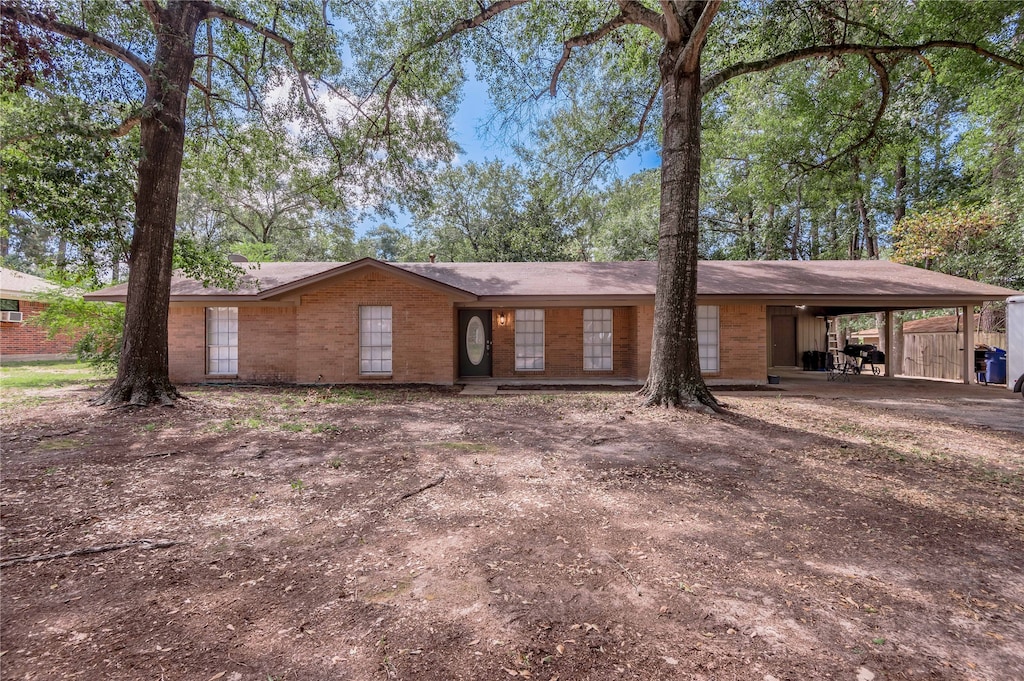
[583,308,613,370]
[0,299,19,312]
[206,307,238,375]
[698,305,719,373]
[360,305,393,375]
[515,309,544,370]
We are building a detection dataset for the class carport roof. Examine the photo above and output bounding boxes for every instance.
[84,258,1019,308]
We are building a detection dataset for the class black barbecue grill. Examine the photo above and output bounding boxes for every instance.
[842,343,885,375]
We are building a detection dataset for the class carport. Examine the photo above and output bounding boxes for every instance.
[724,261,1021,385]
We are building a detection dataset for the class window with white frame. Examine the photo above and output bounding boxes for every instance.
[583,308,613,370]
[359,305,393,375]
[206,307,238,375]
[697,305,719,373]
[515,309,544,370]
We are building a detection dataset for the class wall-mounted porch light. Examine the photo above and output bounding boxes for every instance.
[497,312,507,326]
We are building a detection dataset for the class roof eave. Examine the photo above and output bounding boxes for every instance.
[467,294,655,307]
[257,258,478,302]
[701,293,1016,306]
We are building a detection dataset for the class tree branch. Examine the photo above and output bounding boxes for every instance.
[110,114,141,138]
[205,3,294,56]
[139,0,163,30]
[616,0,665,36]
[819,6,898,45]
[204,4,355,167]
[1,4,151,83]
[702,40,1024,95]
[788,53,890,180]
[368,0,528,138]
[660,0,681,43]
[570,86,659,188]
[431,0,529,45]
[550,14,632,96]
[677,0,721,74]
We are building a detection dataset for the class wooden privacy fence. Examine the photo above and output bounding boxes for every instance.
[899,332,1007,381]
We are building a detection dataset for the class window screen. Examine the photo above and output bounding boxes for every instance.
[583,308,613,370]
[206,307,238,375]
[515,309,545,370]
[698,305,719,373]
[359,306,393,375]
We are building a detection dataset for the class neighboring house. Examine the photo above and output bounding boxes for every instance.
[85,258,1019,386]
[849,328,880,346]
[0,268,75,360]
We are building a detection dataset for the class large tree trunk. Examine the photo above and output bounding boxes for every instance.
[94,3,203,406]
[640,49,718,412]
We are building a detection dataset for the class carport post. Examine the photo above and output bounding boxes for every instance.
[884,310,895,377]
[962,304,975,384]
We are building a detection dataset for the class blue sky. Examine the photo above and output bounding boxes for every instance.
[450,74,662,174]
[360,72,661,236]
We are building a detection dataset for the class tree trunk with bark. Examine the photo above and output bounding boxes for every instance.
[640,45,718,411]
[894,156,907,225]
[790,182,801,260]
[94,3,203,406]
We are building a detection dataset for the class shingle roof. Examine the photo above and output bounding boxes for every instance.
[902,313,982,333]
[84,258,1020,304]
[0,268,57,299]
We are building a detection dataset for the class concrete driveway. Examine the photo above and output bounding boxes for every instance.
[754,368,1024,435]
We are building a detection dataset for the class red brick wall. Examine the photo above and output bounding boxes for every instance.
[167,271,456,384]
[490,307,637,379]
[632,303,766,384]
[240,307,297,383]
[714,303,767,381]
[169,305,300,383]
[0,300,76,356]
[168,306,208,383]
[636,304,654,381]
[294,270,455,384]
[164,290,770,385]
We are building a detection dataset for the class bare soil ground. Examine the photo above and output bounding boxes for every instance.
[1,379,1022,681]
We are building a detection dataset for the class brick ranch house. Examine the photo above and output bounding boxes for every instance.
[85,258,1018,386]
[0,267,76,360]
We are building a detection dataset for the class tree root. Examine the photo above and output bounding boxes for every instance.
[91,377,181,408]
[638,382,724,414]
[396,471,447,504]
[0,539,180,569]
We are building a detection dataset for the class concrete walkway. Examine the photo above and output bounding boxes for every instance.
[459,384,498,396]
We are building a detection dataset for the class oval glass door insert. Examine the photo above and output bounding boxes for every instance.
[466,316,485,365]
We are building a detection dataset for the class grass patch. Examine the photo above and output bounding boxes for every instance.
[38,437,81,451]
[0,394,50,409]
[313,387,382,405]
[0,360,104,389]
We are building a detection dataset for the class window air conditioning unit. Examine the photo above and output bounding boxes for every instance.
[1,311,23,322]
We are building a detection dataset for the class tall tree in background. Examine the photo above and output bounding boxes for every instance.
[412,161,576,262]
[1,89,135,279]
[176,126,358,262]
[2,1,454,406]
[374,0,1022,410]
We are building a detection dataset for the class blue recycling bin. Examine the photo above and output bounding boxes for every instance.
[985,348,1007,384]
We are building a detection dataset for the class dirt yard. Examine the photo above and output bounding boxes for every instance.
[1,378,1022,680]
